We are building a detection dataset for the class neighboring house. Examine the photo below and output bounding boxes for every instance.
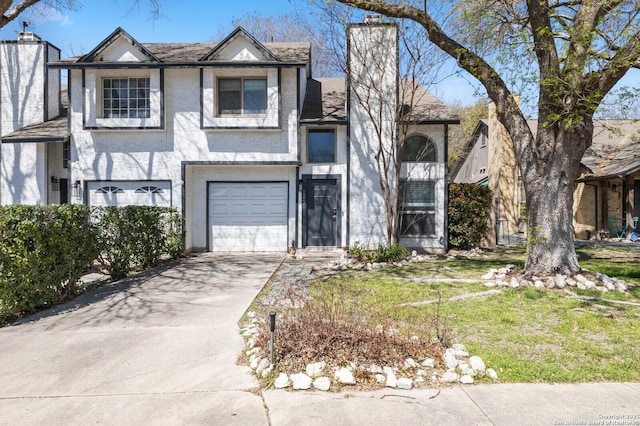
[450,104,640,244]
[0,18,458,253]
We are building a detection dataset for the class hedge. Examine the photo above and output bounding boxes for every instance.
[92,206,184,280]
[448,183,493,250]
[0,205,99,320]
[1,205,184,323]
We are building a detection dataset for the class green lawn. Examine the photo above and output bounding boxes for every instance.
[307,246,640,383]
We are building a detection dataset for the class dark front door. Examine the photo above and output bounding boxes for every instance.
[60,178,69,204]
[306,179,338,247]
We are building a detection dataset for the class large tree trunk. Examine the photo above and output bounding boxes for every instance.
[521,123,591,276]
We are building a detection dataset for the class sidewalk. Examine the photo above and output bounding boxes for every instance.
[264,383,640,425]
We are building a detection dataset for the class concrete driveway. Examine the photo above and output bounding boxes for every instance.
[0,253,284,426]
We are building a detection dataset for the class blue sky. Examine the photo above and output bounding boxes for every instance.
[0,0,638,111]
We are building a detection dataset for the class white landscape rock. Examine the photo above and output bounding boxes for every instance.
[375,374,386,384]
[443,348,459,370]
[334,367,356,385]
[397,378,413,390]
[469,356,486,375]
[274,373,291,389]
[384,367,398,388]
[452,344,469,358]
[486,368,499,380]
[404,358,419,368]
[460,375,475,384]
[256,358,271,375]
[440,371,460,383]
[305,361,326,378]
[261,366,273,378]
[291,373,313,390]
[313,377,331,391]
[421,358,436,368]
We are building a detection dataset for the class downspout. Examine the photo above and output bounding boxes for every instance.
[295,68,301,250]
[444,124,450,252]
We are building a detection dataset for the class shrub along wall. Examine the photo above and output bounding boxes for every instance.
[92,206,184,280]
[0,205,183,323]
[0,205,99,321]
[448,183,493,250]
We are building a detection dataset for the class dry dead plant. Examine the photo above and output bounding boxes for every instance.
[255,279,446,373]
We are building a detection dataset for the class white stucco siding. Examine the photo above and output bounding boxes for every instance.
[0,41,49,205]
[0,143,46,205]
[47,45,61,120]
[186,165,297,251]
[0,42,46,134]
[100,37,151,62]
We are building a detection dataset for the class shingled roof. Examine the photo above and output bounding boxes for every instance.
[301,78,346,124]
[580,120,640,180]
[399,79,460,124]
[1,90,69,144]
[301,77,459,125]
[54,41,310,65]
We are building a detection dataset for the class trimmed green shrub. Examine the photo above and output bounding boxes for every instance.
[0,205,99,320]
[448,183,492,250]
[92,206,183,280]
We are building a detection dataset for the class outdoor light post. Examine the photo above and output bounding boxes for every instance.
[269,311,276,367]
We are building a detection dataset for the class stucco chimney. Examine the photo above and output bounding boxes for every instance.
[364,14,382,25]
[18,32,41,42]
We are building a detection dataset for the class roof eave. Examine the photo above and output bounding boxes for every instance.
[48,61,307,69]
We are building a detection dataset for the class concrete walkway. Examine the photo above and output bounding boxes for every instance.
[1,253,639,425]
[0,253,284,426]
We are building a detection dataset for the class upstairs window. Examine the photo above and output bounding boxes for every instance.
[103,78,150,119]
[218,78,267,115]
[402,135,437,162]
[308,129,336,163]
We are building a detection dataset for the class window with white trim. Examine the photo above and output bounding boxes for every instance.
[102,77,150,118]
[218,78,267,115]
[400,180,436,237]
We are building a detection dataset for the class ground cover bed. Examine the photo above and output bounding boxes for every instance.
[243,245,640,388]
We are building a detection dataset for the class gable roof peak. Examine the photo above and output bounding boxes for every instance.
[200,26,278,62]
[79,27,161,63]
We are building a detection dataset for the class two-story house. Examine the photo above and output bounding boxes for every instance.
[0,18,458,253]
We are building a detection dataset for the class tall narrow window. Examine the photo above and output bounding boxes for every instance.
[103,77,150,119]
[307,129,336,163]
[62,141,69,169]
[218,78,267,115]
[400,180,436,236]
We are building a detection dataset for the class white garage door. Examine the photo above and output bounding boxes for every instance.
[87,181,171,207]
[208,182,288,252]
